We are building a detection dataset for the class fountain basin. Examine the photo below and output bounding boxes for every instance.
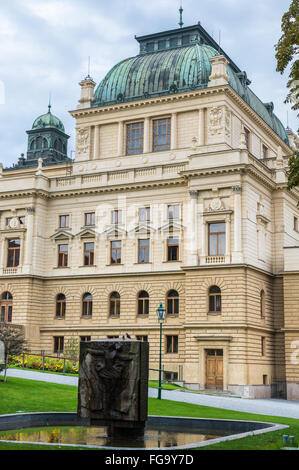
[0,412,288,450]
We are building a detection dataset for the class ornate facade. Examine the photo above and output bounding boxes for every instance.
[1,23,299,399]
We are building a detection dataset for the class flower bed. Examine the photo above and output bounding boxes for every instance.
[9,354,79,375]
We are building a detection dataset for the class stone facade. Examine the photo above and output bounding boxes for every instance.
[1,24,299,399]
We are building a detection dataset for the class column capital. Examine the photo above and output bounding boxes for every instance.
[232,185,242,194]
[26,207,36,214]
[189,190,198,199]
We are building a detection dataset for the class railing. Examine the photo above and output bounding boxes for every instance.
[0,322,24,332]
[205,255,226,264]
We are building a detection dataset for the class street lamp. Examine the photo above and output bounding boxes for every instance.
[156,302,166,400]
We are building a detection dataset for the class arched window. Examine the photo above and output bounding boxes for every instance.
[56,294,66,317]
[54,140,58,150]
[209,286,221,313]
[137,291,149,315]
[36,136,42,149]
[167,290,179,315]
[260,290,265,318]
[43,138,48,149]
[1,292,13,323]
[58,139,62,152]
[30,140,35,151]
[82,293,93,317]
[109,292,120,317]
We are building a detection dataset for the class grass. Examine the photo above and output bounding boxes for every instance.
[0,376,298,450]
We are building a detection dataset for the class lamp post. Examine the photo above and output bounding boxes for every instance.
[156,302,166,400]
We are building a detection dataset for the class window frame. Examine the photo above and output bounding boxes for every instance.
[208,223,226,256]
[83,242,95,266]
[111,240,122,264]
[166,335,178,354]
[59,215,70,229]
[167,237,179,261]
[208,286,221,313]
[7,239,21,267]
[138,238,150,263]
[137,291,149,316]
[112,210,122,225]
[82,293,93,317]
[152,118,171,152]
[85,212,95,226]
[166,290,179,316]
[54,336,64,354]
[109,292,120,317]
[126,121,144,155]
[58,244,68,268]
[56,294,66,318]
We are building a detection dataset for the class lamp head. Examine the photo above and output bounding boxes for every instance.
[156,302,166,323]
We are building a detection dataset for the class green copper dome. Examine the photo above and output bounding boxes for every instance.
[93,24,289,145]
[32,105,65,133]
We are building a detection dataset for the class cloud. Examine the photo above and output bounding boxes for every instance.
[0,0,296,167]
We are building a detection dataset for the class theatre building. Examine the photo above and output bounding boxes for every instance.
[1,22,299,399]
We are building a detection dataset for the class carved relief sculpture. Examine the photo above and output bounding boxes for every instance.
[76,127,90,157]
[209,106,223,135]
[78,340,149,430]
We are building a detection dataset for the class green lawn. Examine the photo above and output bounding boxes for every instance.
[0,376,297,450]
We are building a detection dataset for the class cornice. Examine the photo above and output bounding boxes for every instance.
[69,86,228,118]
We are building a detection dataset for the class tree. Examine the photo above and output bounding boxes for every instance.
[63,335,80,363]
[275,0,299,113]
[287,152,299,201]
[0,325,28,383]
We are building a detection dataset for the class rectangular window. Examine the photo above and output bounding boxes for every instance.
[111,241,122,264]
[139,207,150,222]
[138,239,150,263]
[153,118,171,152]
[126,122,144,155]
[262,144,268,159]
[136,335,148,342]
[80,336,91,342]
[7,239,20,267]
[84,242,94,266]
[166,335,178,354]
[167,237,179,261]
[168,204,180,220]
[107,335,119,339]
[59,215,69,228]
[58,244,68,267]
[112,210,122,225]
[85,212,95,226]
[19,216,25,225]
[6,218,12,226]
[208,223,226,256]
[263,374,268,385]
[294,217,298,232]
[54,336,64,354]
[244,127,250,150]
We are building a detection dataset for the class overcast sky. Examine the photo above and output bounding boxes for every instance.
[0,0,297,167]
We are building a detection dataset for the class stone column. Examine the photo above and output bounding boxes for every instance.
[231,185,243,263]
[199,108,205,146]
[117,121,124,156]
[171,113,177,150]
[144,117,150,153]
[187,190,198,265]
[24,207,35,273]
[93,125,100,159]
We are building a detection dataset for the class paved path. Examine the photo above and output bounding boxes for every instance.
[4,369,299,420]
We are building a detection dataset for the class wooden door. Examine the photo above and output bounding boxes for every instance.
[205,349,223,390]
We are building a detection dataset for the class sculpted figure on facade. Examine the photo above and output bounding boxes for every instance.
[76,127,90,157]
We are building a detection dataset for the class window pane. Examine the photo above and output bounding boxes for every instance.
[209,295,215,312]
[126,122,144,155]
[218,234,225,255]
[209,234,217,256]
[209,223,225,234]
